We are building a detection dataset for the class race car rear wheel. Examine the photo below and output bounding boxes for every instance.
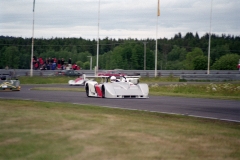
[102,85,105,98]
[86,84,90,97]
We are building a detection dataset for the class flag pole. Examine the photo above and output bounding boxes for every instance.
[155,0,160,77]
[30,0,35,77]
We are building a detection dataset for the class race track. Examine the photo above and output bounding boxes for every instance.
[0,84,239,122]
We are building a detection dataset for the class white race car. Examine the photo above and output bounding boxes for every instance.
[85,76,149,98]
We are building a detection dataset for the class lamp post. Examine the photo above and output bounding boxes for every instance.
[155,0,160,77]
[143,42,148,70]
[30,0,36,77]
[87,56,92,70]
[207,0,213,75]
[96,0,100,73]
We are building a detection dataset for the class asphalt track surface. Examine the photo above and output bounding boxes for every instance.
[0,84,239,123]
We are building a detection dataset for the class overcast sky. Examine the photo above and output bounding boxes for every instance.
[1,0,239,40]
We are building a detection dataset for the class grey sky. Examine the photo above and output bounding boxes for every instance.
[1,0,239,39]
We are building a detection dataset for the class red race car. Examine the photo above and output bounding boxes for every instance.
[97,69,126,77]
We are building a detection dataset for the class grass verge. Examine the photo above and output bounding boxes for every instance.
[18,76,75,84]
[149,83,240,100]
[0,99,240,160]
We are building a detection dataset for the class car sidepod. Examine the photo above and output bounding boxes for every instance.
[102,82,149,98]
[76,79,85,85]
[68,79,85,86]
[85,81,103,97]
[68,80,75,85]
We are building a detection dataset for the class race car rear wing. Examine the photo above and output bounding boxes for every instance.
[82,74,141,84]
[83,74,108,79]
[83,74,140,79]
[82,74,108,83]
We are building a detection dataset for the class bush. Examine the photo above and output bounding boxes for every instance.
[212,54,240,70]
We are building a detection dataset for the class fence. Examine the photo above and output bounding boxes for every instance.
[1,69,239,79]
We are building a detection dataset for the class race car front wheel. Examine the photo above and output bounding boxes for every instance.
[86,84,90,97]
[102,85,105,98]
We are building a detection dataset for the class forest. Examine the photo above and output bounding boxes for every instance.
[0,32,240,70]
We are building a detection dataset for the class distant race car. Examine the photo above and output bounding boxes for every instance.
[97,69,126,77]
[56,69,82,76]
[0,79,21,91]
[0,74,7,80]
[85,75,149,98]
[68,74,92,86]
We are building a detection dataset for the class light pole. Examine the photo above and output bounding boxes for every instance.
[155,0,160,77]
[96,0,100,73]
[30,0,36,77]
[207,0,213,75]
[143,42,148,70]
[87,56,92,70]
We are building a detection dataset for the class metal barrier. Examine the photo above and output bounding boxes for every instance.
[180,74,240,81]
[0,69,239,79]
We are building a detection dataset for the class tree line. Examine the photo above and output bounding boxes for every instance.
[0,32,240,70]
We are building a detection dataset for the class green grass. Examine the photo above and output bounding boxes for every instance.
[0,99,240,160]
[140,76,179,82]
[149,82,240,100]
[18,76,76,84]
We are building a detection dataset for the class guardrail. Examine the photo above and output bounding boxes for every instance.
[0,69,239,78]
[179,74,240,81]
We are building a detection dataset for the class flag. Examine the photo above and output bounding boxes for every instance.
[157,0,160,16]
[33,0,35,12]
